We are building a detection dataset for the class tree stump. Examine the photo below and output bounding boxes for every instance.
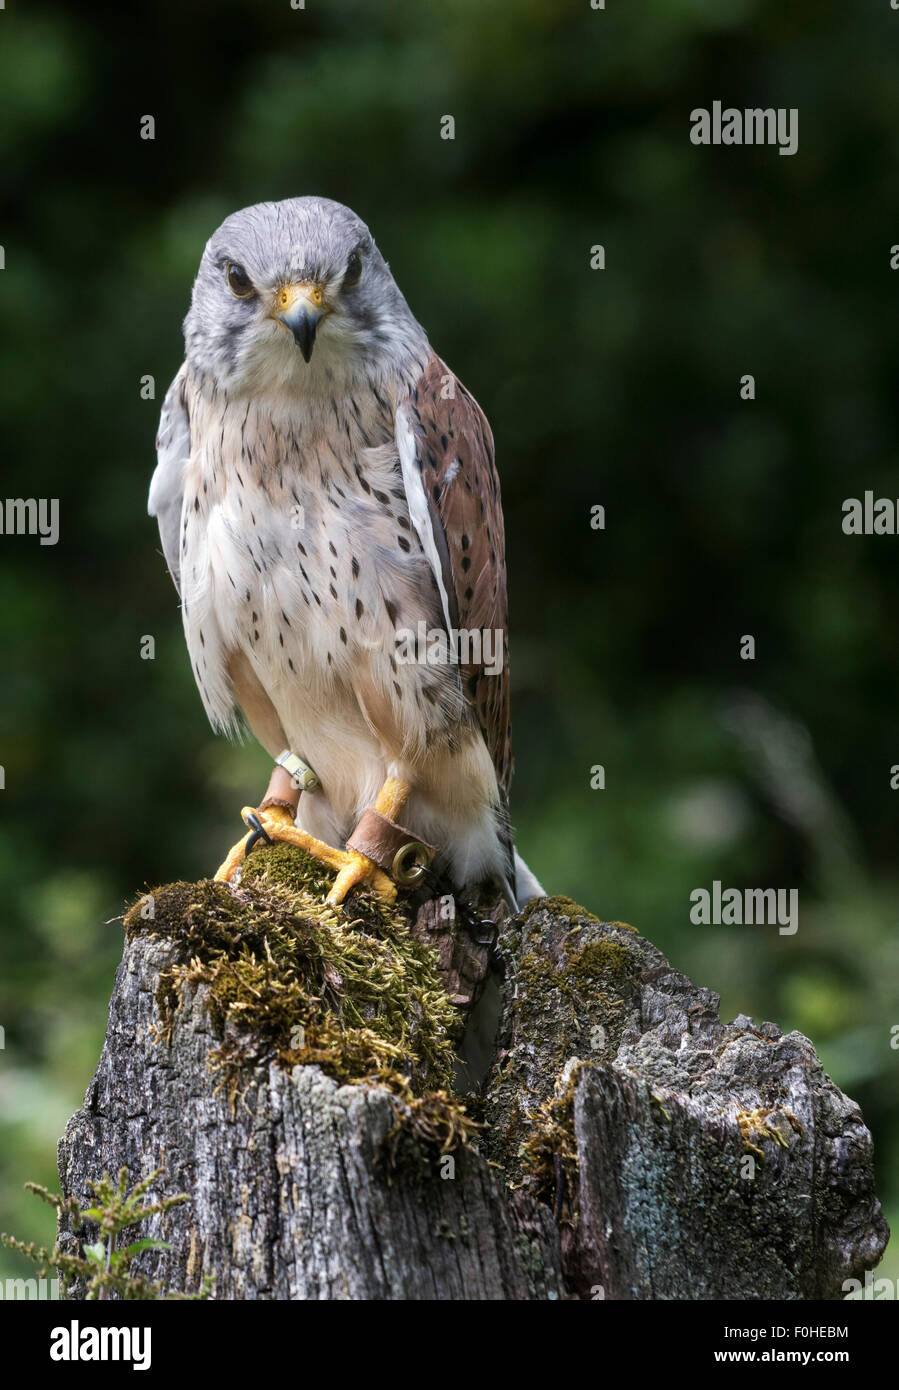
[56,852,888,1300]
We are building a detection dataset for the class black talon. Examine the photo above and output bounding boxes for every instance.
[243,811,273,858]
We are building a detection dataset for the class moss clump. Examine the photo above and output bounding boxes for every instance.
[519,894,599,925]
[125,844,463,1106]
[240,840,339,901]
[566,937,634,986]
[238,842,404,935]
[379,1090,480,1180]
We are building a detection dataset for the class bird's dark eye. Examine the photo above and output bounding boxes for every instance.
[226,262,254,299]
[343,249,363,289]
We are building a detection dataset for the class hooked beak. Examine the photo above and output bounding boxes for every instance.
[272,282,327,362]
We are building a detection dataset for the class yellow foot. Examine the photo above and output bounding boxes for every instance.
[326,850,396,907]
[213,805,396,905]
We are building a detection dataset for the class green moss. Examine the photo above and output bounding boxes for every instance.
[518,896,638,938]
[510,928,640,1070]
[238,842,404,935]
[519,894,599,924]
[125,848,463,1107]
[239,840,337,899]
[379,1090,479,1179]
[566,937,636,986]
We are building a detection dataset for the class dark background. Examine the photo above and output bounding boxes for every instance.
[1,0,897,1290]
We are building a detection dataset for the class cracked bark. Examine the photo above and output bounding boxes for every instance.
[56,887,888,1300]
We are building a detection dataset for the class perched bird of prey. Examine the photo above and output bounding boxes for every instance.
[149,197,542,910]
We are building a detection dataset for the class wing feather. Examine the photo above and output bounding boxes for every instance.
[395,353,512,796]
[148,365,191,596]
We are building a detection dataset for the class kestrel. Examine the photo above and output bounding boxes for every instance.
[149,197,542,910]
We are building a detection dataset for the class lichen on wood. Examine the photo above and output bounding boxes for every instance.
[485,895,889,1299]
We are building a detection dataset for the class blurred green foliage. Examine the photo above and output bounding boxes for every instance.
[1,0,897,1291]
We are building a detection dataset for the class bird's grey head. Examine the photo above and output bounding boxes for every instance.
[183,197,428,396]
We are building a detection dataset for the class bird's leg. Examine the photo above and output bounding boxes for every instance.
[326,776,415,906]
[214,764,302,882]
[213,765,399,903]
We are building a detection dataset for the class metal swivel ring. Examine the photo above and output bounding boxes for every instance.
[391,841,431,886]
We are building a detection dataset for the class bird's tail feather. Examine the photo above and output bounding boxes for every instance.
[512,849,545,910]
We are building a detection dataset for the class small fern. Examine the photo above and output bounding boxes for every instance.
[1,1167,212,1301]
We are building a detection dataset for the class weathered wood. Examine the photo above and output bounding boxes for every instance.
[485,897,889,1300]
[56,930,563,1300]
[56,878,888,1300]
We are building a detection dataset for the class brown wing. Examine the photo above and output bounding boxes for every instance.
[398,352,512,796]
